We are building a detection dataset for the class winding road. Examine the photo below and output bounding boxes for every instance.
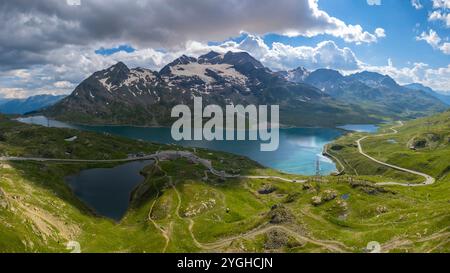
[0,122,436,188]
[355,121,435,187]
[0,150,305,184]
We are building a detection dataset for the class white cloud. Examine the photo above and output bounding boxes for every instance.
[263,40,361,71]
[432,0,450,9]
[416,30,442,48]
[0,0,385,69]
[367,0,382,6]
[429,10,450,28]
[194,34,361,71]
[416,29,450,55]
[411,0,423,9]
[363,61,450,92]
[53,81,75,89]
[375,28,386,38]
[440,43,450,54]
[0,87,69,99]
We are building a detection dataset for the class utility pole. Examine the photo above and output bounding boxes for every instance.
[315,157,321,182]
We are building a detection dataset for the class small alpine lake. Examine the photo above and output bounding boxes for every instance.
[65,160,154,220]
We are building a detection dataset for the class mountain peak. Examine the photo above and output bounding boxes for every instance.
[308,69,343,82]
[159,55,198,75]
[278,66,310,83]
[349,71,398,88]
[110,61,129,72]
[172,55,197,65]
[199,50,221,59]
[198,51,223,64]
[405,83,432,92]
[222,51,264,69]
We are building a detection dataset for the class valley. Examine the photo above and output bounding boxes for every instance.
[1,0,449,258]
[0,112,448,253]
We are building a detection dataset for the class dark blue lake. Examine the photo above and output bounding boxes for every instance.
[66,160,154,220]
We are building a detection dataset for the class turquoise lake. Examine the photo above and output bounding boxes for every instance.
[18,116,377,176]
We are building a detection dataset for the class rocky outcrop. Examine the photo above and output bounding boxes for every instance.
[258,184,277,195]
[264,229,289,250]
[268,204,294,224]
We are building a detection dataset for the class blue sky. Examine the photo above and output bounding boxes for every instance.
[0,0,449,98]
[234,0,449,70]
[316,0,449,68]
[95,45,136,56]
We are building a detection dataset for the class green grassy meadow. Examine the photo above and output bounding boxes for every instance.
[0,114,449,253]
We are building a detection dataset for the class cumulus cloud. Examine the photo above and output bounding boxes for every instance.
[1,1,449,98]
[364,61,450,93]
[432,0,450,9]
[440,43,450,54]
[0,0,385,70]
[416,29,450,55]
[222,34,361,71]
[375,28,386,38]
[417,30,442,48]
[429,10,450,27]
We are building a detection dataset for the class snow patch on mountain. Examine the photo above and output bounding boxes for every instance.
[168,63,248,85]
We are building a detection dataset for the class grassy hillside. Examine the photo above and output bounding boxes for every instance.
[327,110,450,181]
[0,115,448,253]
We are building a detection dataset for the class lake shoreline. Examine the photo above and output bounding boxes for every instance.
[20,114,380,131]
[17,116,378,176]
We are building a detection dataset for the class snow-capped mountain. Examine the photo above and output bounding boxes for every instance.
[275,67,310,83]
[44,51,381,127]
[278,67,448,119]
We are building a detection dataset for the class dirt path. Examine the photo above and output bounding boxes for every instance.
[147,194,171,253]
[356,122,435,187]
[381,228,449,253]
[167,169,347,252]
[241,175,306,183]
[186,220,350,252]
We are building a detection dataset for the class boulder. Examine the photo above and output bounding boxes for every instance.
[264,229,289,250]
[268,204,294,224]
[311,196,323,206]
[258,185,277,195]
[322,189,338,201]
[376,205,388,214]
